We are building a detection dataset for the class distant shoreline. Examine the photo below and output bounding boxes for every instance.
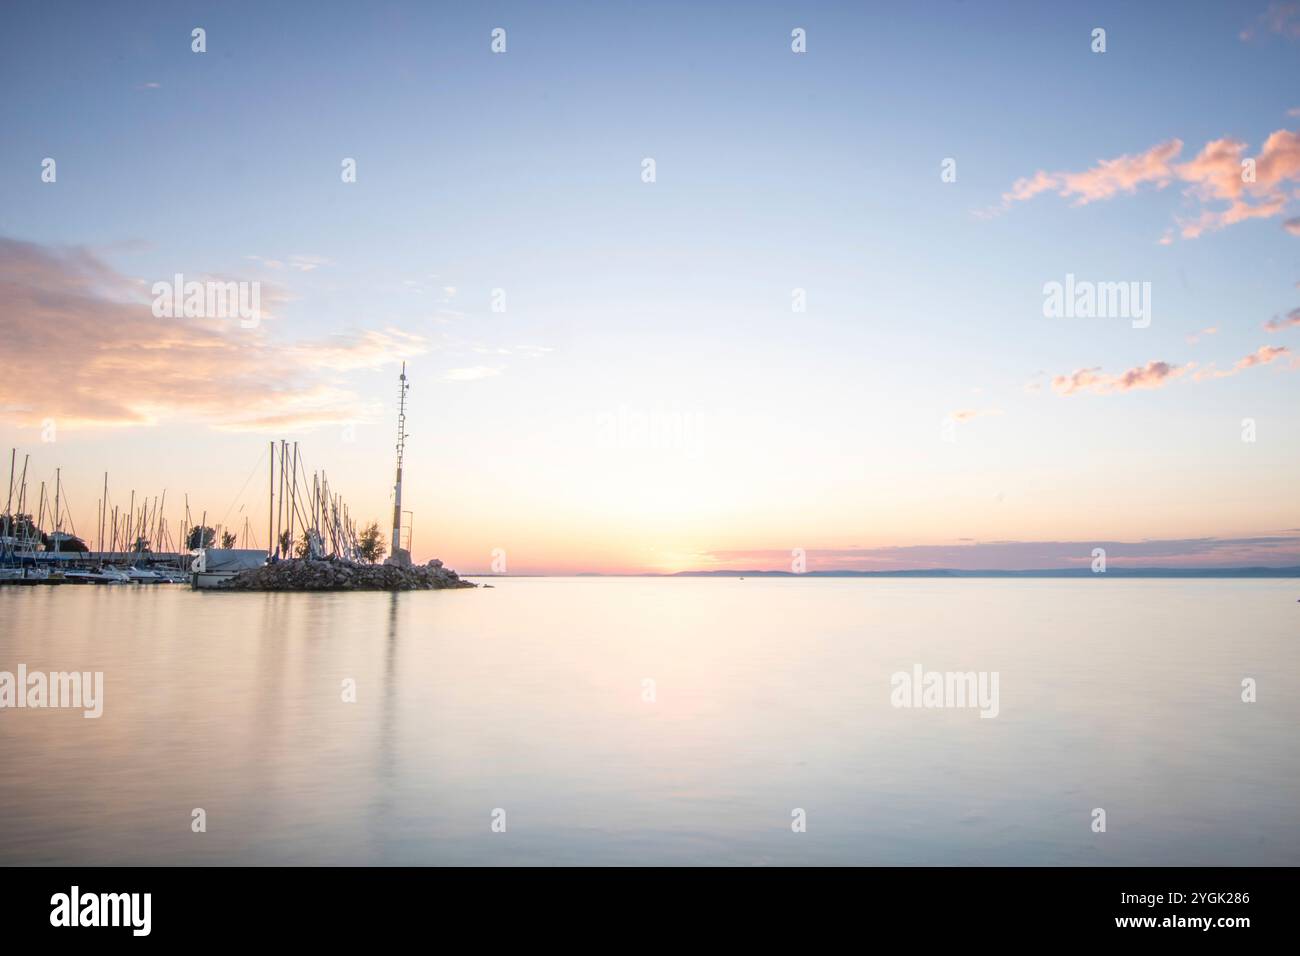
[672,567,1300,578]
[468,567,1300,579]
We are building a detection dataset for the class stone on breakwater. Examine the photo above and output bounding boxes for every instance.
[222,557,476,591]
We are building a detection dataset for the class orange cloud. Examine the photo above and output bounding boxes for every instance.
[999,140,1182,208]
[1056,345,1295,394]
[1235,344,1290,368]
[0,237,424,432]
[1058,139,1184,205]
[1193,345,1292,380]
[1001,169,1058,204]
[994,129,1300,238]
[1175,129,1300,237]
[1052,361,1186,396]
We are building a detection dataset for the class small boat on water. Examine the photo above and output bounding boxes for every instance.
[0,566,48,583]
[60,567,130,584]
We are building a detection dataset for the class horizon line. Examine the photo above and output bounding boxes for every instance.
[464,566,1300,579]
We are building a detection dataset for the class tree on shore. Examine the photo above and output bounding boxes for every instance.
[357,522,386,564]
[1,513,39,542]
[186,525,216,549]
[49,534,90,553]
[220,530,237,549]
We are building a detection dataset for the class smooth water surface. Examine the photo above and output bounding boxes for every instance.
[1,578,1297,865]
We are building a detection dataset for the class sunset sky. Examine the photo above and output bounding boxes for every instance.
[2,1,1299,573]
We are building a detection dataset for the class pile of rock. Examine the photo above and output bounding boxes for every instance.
[222,557,476,591]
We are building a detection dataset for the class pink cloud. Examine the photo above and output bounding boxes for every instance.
[1051,361,1186,396]
[1176,129,1300,237]
[1193,345,1293,380]
[1235,344,1290,368]
[1264,308,1300,331]
[998,140,1183,209]
[1057,139,1184,205]
[994,129,1300,239]
[700,534,1300,572]
[1056,346,1294,394]
[0,237,424,431]
[1284,216,1300,234]
[1241,2,1300,41]
[1001,169,1058,204]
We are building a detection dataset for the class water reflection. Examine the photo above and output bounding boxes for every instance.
[1,579,1297,865]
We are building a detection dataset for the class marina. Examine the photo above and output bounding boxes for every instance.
[0,367,449,591]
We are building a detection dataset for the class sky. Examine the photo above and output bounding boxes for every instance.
[1,0,1299,573]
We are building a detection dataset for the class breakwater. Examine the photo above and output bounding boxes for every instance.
[221,557,475,591]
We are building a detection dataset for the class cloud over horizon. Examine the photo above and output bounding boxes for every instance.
[0,237,423,432]
[1051,344,1293,396]
[701,534,1300,572]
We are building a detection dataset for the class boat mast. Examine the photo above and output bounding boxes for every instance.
[289,441,299,557]
[36,481,45,548]
[267,440,274,560]
[16,456,28,550]
[53,468,61,554]
[156,490,166,554]
[270,442,280,561]
[4,448,13,539]
[391,362,409,562]
[100,472,108,562]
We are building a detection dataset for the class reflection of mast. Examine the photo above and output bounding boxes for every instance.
[390,363,409,561]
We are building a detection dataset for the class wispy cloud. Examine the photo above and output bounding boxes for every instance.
[1054,344,1294,395]
[1194,344,1291,380]
[998,139,1182,208]
[441,365,502,382]
[1236,344,1290,367]
[245,253,330,272]
[0,237,416,431]
[701,534,1300,572]
[989,128,1300,239]
[1240,2,1300,42]
[1186,326,1218,344]
[1264,307,1300,331]
[1052,361,1186,396]
[284,327,427,371]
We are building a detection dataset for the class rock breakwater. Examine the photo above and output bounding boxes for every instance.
[222,557,475,591]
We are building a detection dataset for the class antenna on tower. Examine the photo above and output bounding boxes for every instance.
[388,362,411,566]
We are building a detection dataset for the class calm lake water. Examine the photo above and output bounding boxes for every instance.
[1,577,1297,865]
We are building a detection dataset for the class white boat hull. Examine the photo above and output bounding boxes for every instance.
[189,549,267,589]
